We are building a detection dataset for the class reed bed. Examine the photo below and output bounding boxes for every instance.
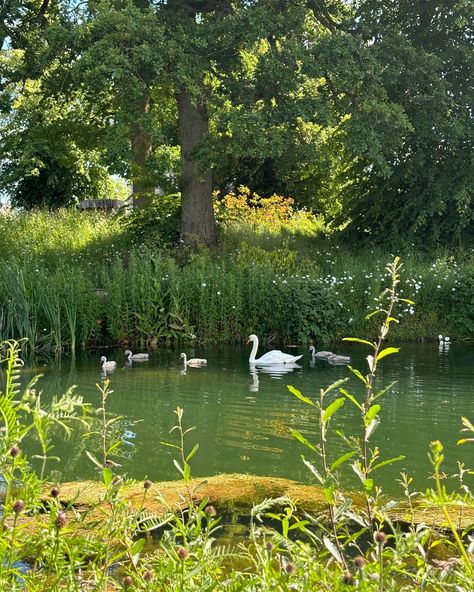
[1,204,473,350]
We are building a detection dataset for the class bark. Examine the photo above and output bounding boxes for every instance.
[176,89,217,248]
[131,92,154,209]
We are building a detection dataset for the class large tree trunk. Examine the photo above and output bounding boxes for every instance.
[176,89,217,248]
[131,92,154,209]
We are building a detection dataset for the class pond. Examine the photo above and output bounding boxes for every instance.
[20,341,473,496]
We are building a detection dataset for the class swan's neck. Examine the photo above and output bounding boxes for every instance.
[182,354,187,365]
[126,352,132,360]
[249,338,259,363]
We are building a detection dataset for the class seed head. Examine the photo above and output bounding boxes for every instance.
[55,511,67,529]
[284,561,295,574]
[176,546,189,560]
[143,479,152,490]
[143,570,153,581]
[265,541,274,551]
[122,575,133,588]
[353,556,367,569]
[374,531,387,546]
[343,572,355,585]
[204,505,217,517]
[9,446,20,458]
[12,499,25,514]
[50,486,60,499]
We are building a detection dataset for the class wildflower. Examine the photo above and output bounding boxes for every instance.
[122,575,133,587]
[9,445,20,458]
[204,505,217,517]
[374,531,387,546]
[143,570,153,581]
[176,546,189,560]
[265,541,274,551]
[55,511,67,529]
[217,290,221,295]
[13,499,25,514]
[51,486,60,498]
[353,556,367,569]
[143,479,153,490]
[201,283,207,288]
[284,561,295,574]
[342,572,355,585]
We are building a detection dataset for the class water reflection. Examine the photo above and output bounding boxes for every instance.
[16,342,474,495]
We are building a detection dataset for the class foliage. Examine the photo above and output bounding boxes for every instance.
[118,193,182,247]
[2,1,471,245]
[2,209,474,349]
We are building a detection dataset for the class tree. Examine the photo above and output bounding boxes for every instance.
[334,0,474,245]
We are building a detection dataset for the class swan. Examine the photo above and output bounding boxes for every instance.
[180,353,207,367]
[100,356,116,371]
[309,345,334,360]
[125,350,149,361]
[327,354,351,365]
[247,334,303,365]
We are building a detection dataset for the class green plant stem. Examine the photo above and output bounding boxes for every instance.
[433,451,474,578]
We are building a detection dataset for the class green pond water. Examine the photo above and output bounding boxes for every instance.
[21,341,473,496]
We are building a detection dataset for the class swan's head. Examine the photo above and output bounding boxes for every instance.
[247,334,257,344]
[100,356,107,363]
[438,335,443,341]
[180,353,186,359]
[309,345,315,354]
[124,350,132,357]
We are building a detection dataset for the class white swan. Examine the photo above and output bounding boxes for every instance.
[180,353,207,367]
[309,345,334,360]
[247,334,303,365]
[327,354,351,365]
[100,356,116,371]
[125,350,149,361]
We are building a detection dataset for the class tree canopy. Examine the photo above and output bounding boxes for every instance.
[0,0,472,247]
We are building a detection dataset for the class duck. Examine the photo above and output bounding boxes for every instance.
[309,345,334,360]
[247,334,303,365]
[100,356,116,371]
[124,350,149,361]
[180,353,207,367]
[327,354,351,365]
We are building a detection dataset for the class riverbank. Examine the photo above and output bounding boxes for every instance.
[1,207,473,351]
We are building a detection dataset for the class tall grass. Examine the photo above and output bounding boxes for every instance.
[1,204,474,350]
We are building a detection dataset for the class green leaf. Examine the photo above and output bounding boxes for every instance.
[131,538,145,556]
[160,441,180,450]
[339,388,362,411]
[287,385,314,406]
[183,462,191,482]
[323,536,343,564]
[102,467,113,486]
[376,347,399,362]
[330,451,355,472]
[323,397,345,421]
[302,457,324,484]
[173,459,184,476]
[372,455,405,471]
[186,443,199,462]
[366,404,381,422]
[86,450,103,469]
[348,367,369,386]
[323,378,349,394]
[364,478,374,493]
[291,430,317,452]
[343,337,374,348]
